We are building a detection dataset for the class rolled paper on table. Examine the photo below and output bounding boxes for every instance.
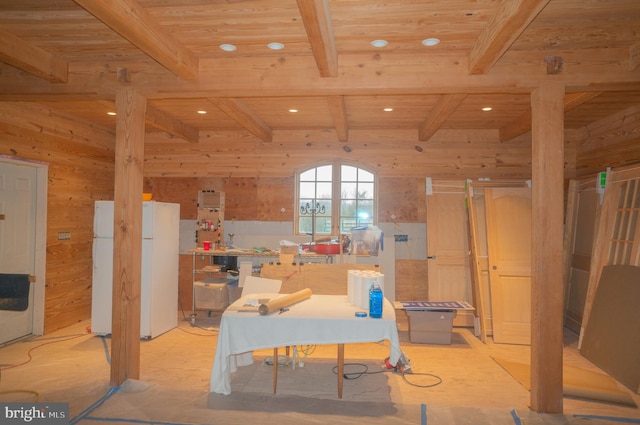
[258,288,313,315]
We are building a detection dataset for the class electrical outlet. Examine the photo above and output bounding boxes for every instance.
[394,234,408,242]
[58,231,71,240]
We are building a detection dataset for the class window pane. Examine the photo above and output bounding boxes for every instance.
[316,182,332,198]
[317,199,332,217]
[300,199,331,216]
[300,218,332,235]
[357,200,374,222]
[358,182,374,199]
[300,199,331,217]
[299,182,316,198]
[299,216,313,234]
[341,182,357,199]
[300,169,316,181]
[299,199,314,215]
[341,165,357,181]
[316,165,332,181]
[341,199,357,216]
[358,169,374,182]
[316,216,332,234]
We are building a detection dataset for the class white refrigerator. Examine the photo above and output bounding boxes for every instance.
[91,200,180,339]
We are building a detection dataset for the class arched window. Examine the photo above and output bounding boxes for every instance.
[296,162,377,236]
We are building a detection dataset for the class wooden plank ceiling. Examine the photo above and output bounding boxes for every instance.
[0,0,639,155]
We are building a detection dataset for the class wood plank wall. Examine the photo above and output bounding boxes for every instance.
[0,101,638,334]
[0,102,115,333]
[576,105,640,177]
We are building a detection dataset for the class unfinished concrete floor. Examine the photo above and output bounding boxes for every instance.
[0,311,638,425]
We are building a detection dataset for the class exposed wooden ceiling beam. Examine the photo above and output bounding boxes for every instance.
[207,97,273,142]
[563,91,603,111]
[296,0,338,78]
[327,95,348,142]
[73,0,199,80]
[98,99,199,142]
[469,0,550,75]
[145,104,200,143]
[1,49,637,101]
[418,94,467,142]
[630,41,640,71]
[499,91,604,141]
[0,28,68,83]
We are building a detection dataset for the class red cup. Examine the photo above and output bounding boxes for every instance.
[203,241,211,251]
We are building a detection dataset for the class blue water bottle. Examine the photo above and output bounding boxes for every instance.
[369,282,383,318]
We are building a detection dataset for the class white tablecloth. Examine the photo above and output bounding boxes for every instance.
[209,294,401,395]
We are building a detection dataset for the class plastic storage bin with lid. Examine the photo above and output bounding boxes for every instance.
[350,226,383,256]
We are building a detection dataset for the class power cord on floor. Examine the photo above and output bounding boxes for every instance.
[332,362,389,379]
[0,331,90,401]
[331,362,443,388]
[399,370,443,388]
[0,331,89,371]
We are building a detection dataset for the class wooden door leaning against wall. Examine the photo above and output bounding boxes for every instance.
[426,179,474,328]
[484,186,532,345]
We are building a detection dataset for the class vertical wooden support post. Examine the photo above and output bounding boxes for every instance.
[111,88,146,386]
[530,81,564,413]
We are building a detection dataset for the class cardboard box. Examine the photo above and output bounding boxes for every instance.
[407,310,457,344]
[280,244,299,254]
[197,190,225,210]
[193,279,229,310]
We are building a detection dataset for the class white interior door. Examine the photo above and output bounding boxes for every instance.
[485,187,532,345]
[0,161,37,344]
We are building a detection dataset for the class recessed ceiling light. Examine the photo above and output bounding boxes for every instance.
[370,39,388,48]
[383,108,394,112]
[289,109,298,113]
[482,107,492,112]
[219,44,237,52]
[107,112,116,116]
[268,42,285,50]
[422,38,440,46]
[197,110,207,114]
